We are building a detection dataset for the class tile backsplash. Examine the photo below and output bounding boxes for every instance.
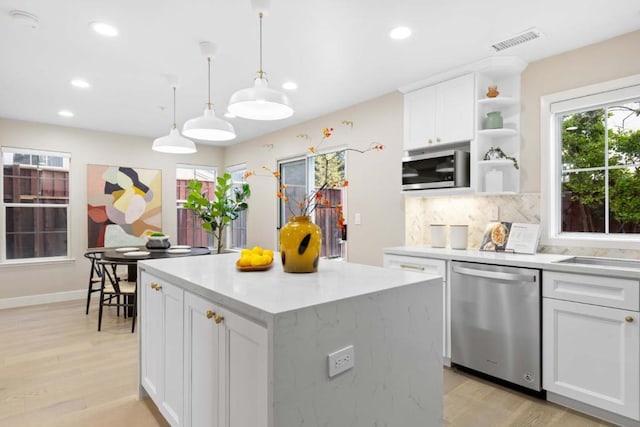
[405,193,640,259]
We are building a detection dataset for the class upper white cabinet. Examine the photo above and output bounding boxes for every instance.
[401,57,527,195]
[404,73,475,151]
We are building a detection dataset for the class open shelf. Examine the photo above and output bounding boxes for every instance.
[477,128,518,137]
[477,96,518,108]
[478,159,518,167]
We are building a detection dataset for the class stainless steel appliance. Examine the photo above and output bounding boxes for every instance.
[450,261,541,391]
[402,149,470,190]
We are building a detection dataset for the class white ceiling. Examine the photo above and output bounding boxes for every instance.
[0,0,639,146]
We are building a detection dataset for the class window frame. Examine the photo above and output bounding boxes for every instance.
[540,74,640,249]
[175,163,217,249]
[277,148,348,260]
[0,147,72,264]
[226,163,248,250]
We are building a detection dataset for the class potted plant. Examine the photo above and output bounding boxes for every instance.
[184,172,251,254]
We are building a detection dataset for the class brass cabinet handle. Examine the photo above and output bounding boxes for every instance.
[214,313,224,324]
[399,264,425,271]
[206,310,215,319]
[626,316,634,323]
[436,137,441,143]
[150,283,162,291]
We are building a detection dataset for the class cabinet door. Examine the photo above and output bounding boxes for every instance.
[437,73,475,145]
[184,292,224,427]
[543,298,639,419]
[404,85,437,151]
[161,281,185,426]
[383,254,449,364]
[222,309,268,427]
[140,274,164,402]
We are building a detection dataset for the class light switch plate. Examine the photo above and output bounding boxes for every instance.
[328,345,354,378]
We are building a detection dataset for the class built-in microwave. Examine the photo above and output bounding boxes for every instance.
[402,149,470,191]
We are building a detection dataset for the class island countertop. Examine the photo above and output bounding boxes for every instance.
[138,253,439,318]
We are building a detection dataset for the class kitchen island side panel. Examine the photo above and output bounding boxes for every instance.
[271,278,443,427]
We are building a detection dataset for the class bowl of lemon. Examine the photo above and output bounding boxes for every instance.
[236,246,274,271]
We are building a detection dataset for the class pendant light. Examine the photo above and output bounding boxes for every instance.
[183,42,236,141]
[227,3,293,121]
[152,83,197,154]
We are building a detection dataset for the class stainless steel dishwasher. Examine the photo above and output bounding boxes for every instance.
[450,261,541,391]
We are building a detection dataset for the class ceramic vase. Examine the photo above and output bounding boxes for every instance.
[279,216,322,273]
[485,111,503,129]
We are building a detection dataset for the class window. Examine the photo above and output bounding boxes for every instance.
[278,151,346,259]
[545,79,640,243]
[227,165,248,249]
[1,148,70,261]
[176,165,216,248]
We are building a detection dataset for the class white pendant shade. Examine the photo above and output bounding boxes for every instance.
[228,77,293,121]
[183,107,236,141]
[152,127,197,154]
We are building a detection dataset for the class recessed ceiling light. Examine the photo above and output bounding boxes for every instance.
[389,26,412,40]
[90,22,118,37]
[70,79,90,89]
[282,81,298,91]
[58,110,74,118]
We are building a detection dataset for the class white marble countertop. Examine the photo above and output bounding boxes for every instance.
[139,253,440,317]
[383,245,640,279]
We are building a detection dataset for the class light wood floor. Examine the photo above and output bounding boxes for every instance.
[0,300,613,426]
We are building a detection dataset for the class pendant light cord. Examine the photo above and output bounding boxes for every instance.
[258,12,264,79]
[172,86,177,129]
[207,56,212,110]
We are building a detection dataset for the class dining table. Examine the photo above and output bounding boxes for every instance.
[101,246,211,282]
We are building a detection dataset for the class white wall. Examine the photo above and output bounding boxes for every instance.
[225,92,405,266]
[0,118,224,300]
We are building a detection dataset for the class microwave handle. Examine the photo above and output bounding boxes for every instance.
[402,149,456,162]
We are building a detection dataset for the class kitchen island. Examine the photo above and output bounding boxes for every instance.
[137,253,443,427]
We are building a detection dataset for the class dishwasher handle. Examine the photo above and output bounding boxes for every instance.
[452,265,537,283]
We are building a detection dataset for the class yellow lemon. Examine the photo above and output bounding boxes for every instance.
[263,249,274,263]
[251,246,264,255]
[241,248,252,257]
[238,255,252,267]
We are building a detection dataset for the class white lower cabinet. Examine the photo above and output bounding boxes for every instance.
[543,272,640,421]
[383,253,450,364]
[140,275,184,426]
[141,271,268,427]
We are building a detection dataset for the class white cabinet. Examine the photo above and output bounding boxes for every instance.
[404,73,475,151]
[383,253,450,365]
[141,272,268,427]
[475,58,526,193]
[140,274,184,426]
[543,271,640,421]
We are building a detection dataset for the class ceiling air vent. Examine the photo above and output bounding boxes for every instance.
[491,28,542,52]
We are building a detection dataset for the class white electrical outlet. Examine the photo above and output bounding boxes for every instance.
[328,345,354,378]
[490,206,500,221]
[354,213,361,225]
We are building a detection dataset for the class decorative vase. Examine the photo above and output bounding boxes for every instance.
[279,215,322,273]
[484,111,503,129]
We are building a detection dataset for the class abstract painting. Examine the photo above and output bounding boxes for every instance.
[87,164,162,248]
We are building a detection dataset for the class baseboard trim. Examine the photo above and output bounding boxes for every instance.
[547,391,640,427]
[0,290,85,310]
